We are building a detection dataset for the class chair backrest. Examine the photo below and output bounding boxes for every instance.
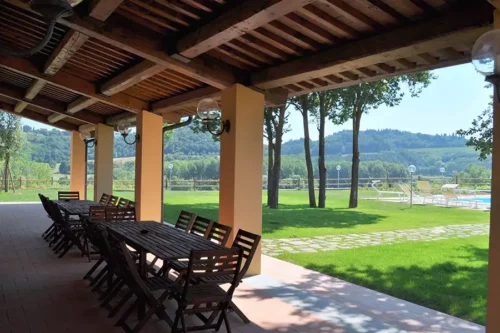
[398,184,411,196]
[175,210,196,231]
[39,193,52,218]
[207,222,232,246]
[58,191,80,200]
[127,200,135,208]
[107,195,119,206]
[417,181,432,191]
[105,207,136,222]
[108,233,158,304]
[232,229,261,278]
[48,201,66,227]
[189,216,213,238]
[117,198,129,208]
[99,193,110,205]
[88,205,106,223]
[183,248,243,300]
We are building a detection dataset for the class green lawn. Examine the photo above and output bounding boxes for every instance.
[279,235,488,324]
[0,189,489,239]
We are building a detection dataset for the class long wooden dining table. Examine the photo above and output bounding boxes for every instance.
[105,221,226,318]
[54,199,103,218]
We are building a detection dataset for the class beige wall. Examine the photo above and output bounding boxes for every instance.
[219,84,265,275]
[135,110,163,222]
[93,123,114,202]
[69,131,86,199]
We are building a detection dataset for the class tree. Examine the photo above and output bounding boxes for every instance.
[0,112,24,192]
[264,103,290,208]
[312,91,336,208]
[292,94,317,208]
[329,73,434,208]
[456,102,492,161]
[59,161,70,174]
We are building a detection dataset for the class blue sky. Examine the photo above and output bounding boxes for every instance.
[22,63,491,142]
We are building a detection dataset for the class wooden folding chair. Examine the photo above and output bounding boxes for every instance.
[49,201,86,258]
[107,195,119,206]
[105,207,136,222]
[170,248,243,333]
[189,216,213,238]
[110,234,174,333]
[127,200,135,208]
[175,210,196,231]
[207,222,232,246]
[39,194,55,241]
[117,197,130,208]
[99,193,111,205]
[58,191,80,200]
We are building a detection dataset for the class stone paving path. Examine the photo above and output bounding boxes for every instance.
[262,223,490,257]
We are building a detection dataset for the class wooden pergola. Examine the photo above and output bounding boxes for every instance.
[0,0,499,331]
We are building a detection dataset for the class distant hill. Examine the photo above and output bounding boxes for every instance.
[21,125,488,176]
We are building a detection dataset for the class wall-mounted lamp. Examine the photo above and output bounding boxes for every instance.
[118,121,139,145]
[79,131,96,148]
[197,98,230,136]
[472,29,500,102]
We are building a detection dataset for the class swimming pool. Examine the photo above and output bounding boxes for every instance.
[474,197,491,204]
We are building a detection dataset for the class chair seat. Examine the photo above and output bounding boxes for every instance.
[183,284,229,304]
[145,276,177,291]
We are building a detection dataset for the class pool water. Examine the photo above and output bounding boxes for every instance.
[474,197,491,204]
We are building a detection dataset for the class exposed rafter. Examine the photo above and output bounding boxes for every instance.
[48,97,98,123]
[0,56,147,114]
[44,30,89,76]
[0,84,104,124]
[175,0,318,59]
[0,102,78,131]
[153,86,221,112]
[89,0,124,21]
[100,61,166,96]
[251,3,492,88]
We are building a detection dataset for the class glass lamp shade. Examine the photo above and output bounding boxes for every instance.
[118,121,131,136]
[440,167,445,173]
[197,98,220,120]
[79,131,91,141]
[336,165,341,171]
[408,165,416,173]
[472,30,500,76]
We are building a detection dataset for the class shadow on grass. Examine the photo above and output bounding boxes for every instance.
[162,202,385,234]
[299,245,488,325]
[236,246,487,332]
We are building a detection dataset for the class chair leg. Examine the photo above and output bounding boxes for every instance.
[116,300,137,328]
[58,241,74,258]
[83,258,104,281]
[90,265,108,287]
[92,270,111,293]
[222,309,232,333]
[179,312,188,333]
[101,280,125,310]
[109,290,134,318]
[229,301,250,324]
[132,306,157,333]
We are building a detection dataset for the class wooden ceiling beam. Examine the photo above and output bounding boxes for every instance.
[175,0,318,59]
[292,54,470,96]
[13,79,45,113]
[100,60,166,96]
[0,102,78,131]
[252,3,492,89]
[153,86,221,112]
[44,30,89,76]
[0,84,104,124]
[89,0,124,21]
[0,56,147,114]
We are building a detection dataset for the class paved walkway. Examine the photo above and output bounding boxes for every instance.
[0,203,484,333]
[262,223,490,256]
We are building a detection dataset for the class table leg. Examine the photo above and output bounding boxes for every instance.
[138,249,147,319]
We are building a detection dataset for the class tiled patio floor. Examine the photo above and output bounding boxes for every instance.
[0,203,485,333]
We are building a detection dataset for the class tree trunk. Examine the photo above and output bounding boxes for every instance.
[268,105,286,209]
[301,109,316,208]
[4,152,9,192]
[267,137,274,207]
[349,109,362,208]
[318,97,327,208]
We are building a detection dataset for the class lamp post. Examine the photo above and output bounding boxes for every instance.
[408,165,416,207]
[336,165,341,189]
[440,167,446,185]
[167,163,173,190]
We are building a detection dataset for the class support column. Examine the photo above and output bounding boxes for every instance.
[135,110,163,222]
[487,10,500,333]
[93,123,114,202]
[219,84,265,275]
[69,131,86,199]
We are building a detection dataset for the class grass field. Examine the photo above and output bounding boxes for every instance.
[279,235,488,324]
[0,189,489,239]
